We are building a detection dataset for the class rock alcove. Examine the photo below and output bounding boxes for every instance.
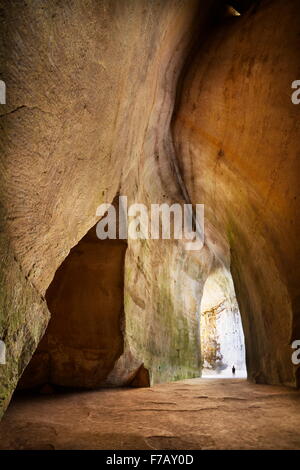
[0,0,299,434]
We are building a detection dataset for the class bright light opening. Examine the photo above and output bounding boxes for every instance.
[200,262,247,379]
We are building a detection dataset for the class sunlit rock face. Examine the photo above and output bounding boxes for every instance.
[173,0,300,386]
[200,262,246,377]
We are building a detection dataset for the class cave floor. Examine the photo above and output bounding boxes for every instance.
[1,378,300,450]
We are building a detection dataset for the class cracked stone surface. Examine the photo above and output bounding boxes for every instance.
[1,378,300,449]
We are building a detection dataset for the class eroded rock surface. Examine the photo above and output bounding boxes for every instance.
[173,0,300,386]
[0,0,299,420]
[0,0,214,415]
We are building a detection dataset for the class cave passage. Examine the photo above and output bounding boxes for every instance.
[18,225,127,391]
[200,264,247,379]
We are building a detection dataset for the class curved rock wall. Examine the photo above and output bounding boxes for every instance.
[0,0,299,419]
[0,0,215,415]
[173,0,300,386]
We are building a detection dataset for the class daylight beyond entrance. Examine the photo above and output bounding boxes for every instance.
[200,262,247,378]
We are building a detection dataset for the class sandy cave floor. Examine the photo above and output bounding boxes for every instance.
[0,378,300,450]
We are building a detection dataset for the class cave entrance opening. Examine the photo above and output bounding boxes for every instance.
[200,262,247,378]
[18,223,127,392]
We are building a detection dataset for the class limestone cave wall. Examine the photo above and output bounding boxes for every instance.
[0,0,299,419]
[173,0,300,386]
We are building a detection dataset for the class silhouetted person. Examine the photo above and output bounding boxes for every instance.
[232,365,236,375]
